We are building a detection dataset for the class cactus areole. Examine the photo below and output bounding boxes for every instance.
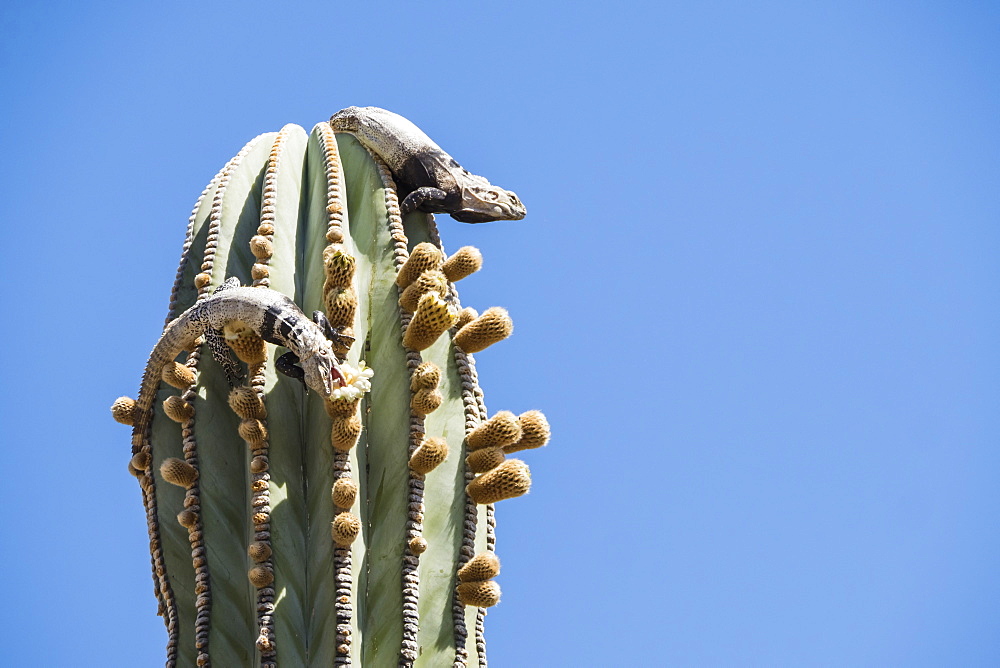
[112,109,550,667]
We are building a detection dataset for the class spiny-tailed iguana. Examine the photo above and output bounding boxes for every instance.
[330,106,526,223]
[129,278,351,453]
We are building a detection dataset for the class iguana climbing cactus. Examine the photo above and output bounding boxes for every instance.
[111,116,550,667]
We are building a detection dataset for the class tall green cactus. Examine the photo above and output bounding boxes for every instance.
[111,121,550,667]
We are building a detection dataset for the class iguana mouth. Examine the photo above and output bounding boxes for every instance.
[451,210,496,223]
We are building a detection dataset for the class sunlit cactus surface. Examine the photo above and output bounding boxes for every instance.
[112,119,550,667]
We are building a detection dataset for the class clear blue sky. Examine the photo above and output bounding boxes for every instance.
[1,1,998,665]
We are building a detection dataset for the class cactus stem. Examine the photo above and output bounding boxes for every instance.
[375,156,425,665]
[132,132,271,667]
[251,126,293,289]
[317,120,356,664]
[119,117,545,667]
[421,211,492,668]
[447,297,496,667]
[180,380,211,663]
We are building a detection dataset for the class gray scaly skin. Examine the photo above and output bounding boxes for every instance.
[130,279,345,453]
[330,106,526,223]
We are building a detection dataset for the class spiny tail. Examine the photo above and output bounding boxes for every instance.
[130,324,192,454]
[131,355,170,454]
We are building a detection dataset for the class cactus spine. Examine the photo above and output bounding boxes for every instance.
[114,119,549,666]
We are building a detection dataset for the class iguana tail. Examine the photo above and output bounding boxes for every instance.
[130,316,199,454]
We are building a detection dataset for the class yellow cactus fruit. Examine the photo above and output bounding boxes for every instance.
[330,414,362,452]
[396,242,445,287]
[455,306,478,330]
[324,287,357,330]
[324,396,360,419]
[160,458,198,488]
[467,459,531,504]
[248,565,274,588]
[458,552,501,582]
[323,245,356,289]
[228,387,266,420]
[454,307,513,353]
[466,446,505,474]
[442,245,483,282]
[249,235,273,260]
[403,293,457,351]
[409,436,449,474]
[127,461,142,478]
[130,450,151,471]
[505,410,552,454]
[257,222,275,236]
[410,361,441,390]
[250,455,268,473]
[409,536,428,555]
[177,509,198,528]
[398,269,449,312]
[163,396,194,423]
[162,361,196,390]
[467,411,522,450]
[247,541,272,562]
[331,512,361,546]
[411,388,443,416]
[332,477,358,509]
[238,418,268,445]
[251,263,270,280]
[326,227,344,244]
[194,272,212,289]
[111,396,137,425]
[224,323,267,365]
[457,580,501,608]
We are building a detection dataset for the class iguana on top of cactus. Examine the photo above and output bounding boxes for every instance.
[330,106,526,223]
[129,278,348,454]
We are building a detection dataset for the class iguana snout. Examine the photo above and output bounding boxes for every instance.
[300,344,345,397]
[451,186,527,223]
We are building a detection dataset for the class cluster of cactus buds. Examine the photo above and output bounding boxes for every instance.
[463,410,550,503]
[457,551,503,607]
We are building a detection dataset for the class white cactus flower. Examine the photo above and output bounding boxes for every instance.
[330,361,374,401]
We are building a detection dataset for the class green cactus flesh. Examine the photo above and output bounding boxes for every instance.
[118,121,545,666]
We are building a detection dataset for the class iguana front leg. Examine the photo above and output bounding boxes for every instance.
[276,351,305,383]
[205,327,243,387]
[400,186,450,216]
[311,310,355,361]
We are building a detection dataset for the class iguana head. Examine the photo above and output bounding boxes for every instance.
[452,185,527,223]
[330,107,362,133]
[299,343,346,397]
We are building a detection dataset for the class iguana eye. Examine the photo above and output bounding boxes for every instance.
[486,191,499,201]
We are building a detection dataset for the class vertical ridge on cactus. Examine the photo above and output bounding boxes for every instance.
[114,114,551,667]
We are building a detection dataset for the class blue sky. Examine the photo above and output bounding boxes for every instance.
[1,1,998,665]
